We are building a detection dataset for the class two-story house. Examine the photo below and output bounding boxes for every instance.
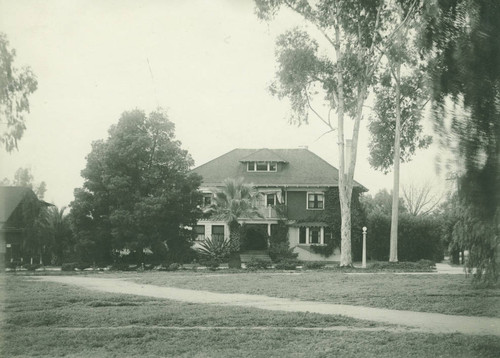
[191,148,365,262]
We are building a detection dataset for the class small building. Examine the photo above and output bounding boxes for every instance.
[0,186,52,266]
[191,148,366,262]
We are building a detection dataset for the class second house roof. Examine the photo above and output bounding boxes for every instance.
[191,148,366,189]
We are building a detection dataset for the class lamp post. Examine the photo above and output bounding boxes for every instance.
[362,226,367,268]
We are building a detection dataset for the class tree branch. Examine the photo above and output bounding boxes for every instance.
[367,0,419,78]
[304,88,333,129]
[314,128,336,142]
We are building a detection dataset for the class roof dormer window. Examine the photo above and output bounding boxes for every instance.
[247,161,277,172]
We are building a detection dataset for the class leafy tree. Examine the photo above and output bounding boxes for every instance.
[70,109,202,264]
[0,33,38,152]
[254,0,420,266]
[360,189,407,217]
[421,0,499,284]
[207,177,261,268]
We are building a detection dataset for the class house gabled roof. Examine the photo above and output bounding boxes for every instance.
[0,186,52,223]
[191,148,366,189]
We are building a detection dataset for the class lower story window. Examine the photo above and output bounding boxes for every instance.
[298,226,324,244]
[299,227,307,244]
[212,225,225,240]
[310,228,320,244]
[194,225,205,241]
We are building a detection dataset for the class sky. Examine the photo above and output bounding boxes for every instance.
[0,0,452,208]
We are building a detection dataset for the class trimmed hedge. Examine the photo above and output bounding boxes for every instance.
[275,259,301,270]
[366,212,444,262]
[245,258,271,271]
[303,261,326,270]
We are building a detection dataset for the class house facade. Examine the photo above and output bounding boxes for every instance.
[191,148,365,262]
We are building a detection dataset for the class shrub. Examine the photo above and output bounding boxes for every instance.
[417,259,436,269]
[6,261,22,270]
[303,261,326,270]
[61,262,77,271]
[309,245,335,257]
[168,263,180,271]
[76,262,92,270]
[275,259,301,270]
[268,242,298,262]
[368,261,434,272]
[199,258,220,271]
[197,236,231,262]
[245,258,271,271]
[22,263,41,271]
[110,262,137,271]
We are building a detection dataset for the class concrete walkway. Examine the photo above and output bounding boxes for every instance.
[36,275,499,336]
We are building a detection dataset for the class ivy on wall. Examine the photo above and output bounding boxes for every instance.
[297,187,366,259]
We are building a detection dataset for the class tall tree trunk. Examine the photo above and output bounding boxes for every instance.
[228,220,241,269]
[389,65,401,262]
[334,20,353,267]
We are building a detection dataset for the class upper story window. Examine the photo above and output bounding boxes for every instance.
[307,192,324,210]
[266,193,276,206]
[202,194,212,207]
[247,161,277,172]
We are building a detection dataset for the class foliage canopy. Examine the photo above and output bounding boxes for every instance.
[0,33,38,152]
[70,109,202,264]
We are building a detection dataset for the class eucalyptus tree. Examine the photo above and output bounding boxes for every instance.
[368,3,431,262]
[208,177,261,268]
[1,167,47,199]
[0,33,38,152]
[255,0,420,265]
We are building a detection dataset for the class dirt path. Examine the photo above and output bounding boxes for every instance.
[36,275,500,336]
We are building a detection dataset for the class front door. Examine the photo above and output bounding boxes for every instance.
[241,224,268,250]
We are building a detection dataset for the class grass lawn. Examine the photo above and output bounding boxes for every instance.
[1,274,500,357]
[119,270,500,317]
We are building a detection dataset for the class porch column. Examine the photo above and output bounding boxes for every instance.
[320,227,324,244]
[267,224,271,247]
[306,227,310,244]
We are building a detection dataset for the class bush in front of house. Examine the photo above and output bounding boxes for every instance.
[245,258,271,271]
[303,261,326,270]
[198,258,220,271]
[61,262,78,271]
[22,263,41,271]
[6,261,22,270]
[196,236,230,262]
[76,262,92,270]
[275,258,301,270]
[155,262,180,271]
[167,263,180,271]
[268,242,299,262]
[110,262,139,271]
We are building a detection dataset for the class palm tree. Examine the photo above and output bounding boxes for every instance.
[45,206,73,265]
[207,177,261,268]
